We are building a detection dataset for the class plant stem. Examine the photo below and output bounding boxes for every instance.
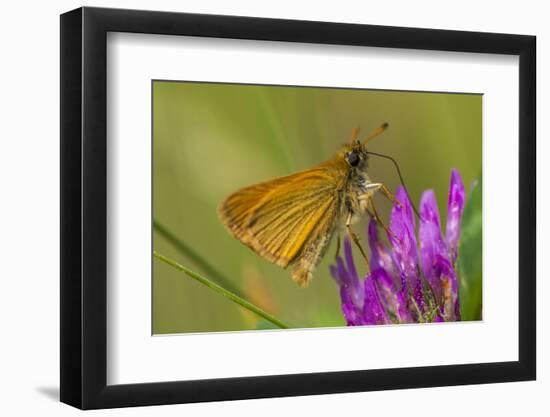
[153,251,290,329]
[153,219,242,296]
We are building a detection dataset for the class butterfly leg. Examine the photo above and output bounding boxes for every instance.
[361,183,402,208]
[345,211,371,273]
[379,183,402,208]
[334,235,341,260]
[367,197,399,241]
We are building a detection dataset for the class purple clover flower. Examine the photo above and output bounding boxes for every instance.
[330,169,465,325]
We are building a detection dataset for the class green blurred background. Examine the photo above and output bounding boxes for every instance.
[153,81,482,334]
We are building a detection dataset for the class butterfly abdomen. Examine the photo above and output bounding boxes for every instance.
[291,231,334,287]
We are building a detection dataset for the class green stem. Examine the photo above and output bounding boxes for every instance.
[153,219,242,296]
[153,251,290,329]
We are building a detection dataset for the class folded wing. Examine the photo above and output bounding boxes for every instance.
[219,166,342,269]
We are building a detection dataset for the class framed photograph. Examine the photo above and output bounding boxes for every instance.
[60,6,536,409]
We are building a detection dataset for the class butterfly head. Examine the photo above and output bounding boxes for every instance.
[340,123,388,170]
[341,142,368,170]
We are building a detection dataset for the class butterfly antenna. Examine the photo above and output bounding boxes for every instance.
[363,122,389,144]
[366,150,421,221]
[349,127,361,144]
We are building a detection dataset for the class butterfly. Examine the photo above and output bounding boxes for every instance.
[219,124,399,287]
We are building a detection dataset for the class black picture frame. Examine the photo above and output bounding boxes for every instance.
[60,6,536,410]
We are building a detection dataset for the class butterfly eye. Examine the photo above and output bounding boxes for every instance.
[347,151,360,167]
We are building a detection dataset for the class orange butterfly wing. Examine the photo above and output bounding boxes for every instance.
[219,163,344,270]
